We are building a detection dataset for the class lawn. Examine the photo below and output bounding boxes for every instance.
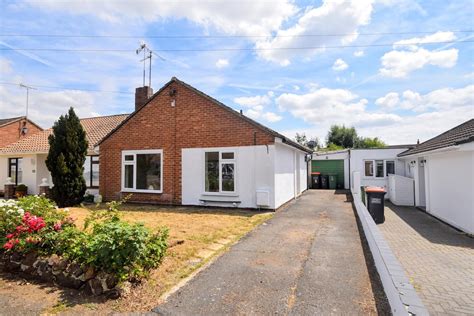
[0,203,273,314]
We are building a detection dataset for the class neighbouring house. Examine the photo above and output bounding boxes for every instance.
[0,114,129,195]
[0,116,43,148]
[397,119,474,234]
[312,145,415,196]
[96,78,311,210]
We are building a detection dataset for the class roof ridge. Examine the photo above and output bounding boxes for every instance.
[79,113,130,121]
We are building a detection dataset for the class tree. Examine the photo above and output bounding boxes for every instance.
[326,125,358,148]
[295,133,320,150]
[355,137,386,149]
[46,107,88,207]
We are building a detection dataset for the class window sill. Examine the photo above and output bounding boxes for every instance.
[121,189,163,194]
[201,192,239,197]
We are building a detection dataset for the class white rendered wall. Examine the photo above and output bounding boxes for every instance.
[0,154,39,194]
[349,148,408,197]
[181,145,275,209]
[424,148,474,234]
[274,142,298,208]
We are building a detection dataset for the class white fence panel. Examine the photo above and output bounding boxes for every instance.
[388,174,415,206]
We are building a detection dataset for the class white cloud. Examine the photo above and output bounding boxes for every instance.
[27,0,297,37]
[280,85,473,145]
[0,57,13,74]
[332,58,349,71]
[375,85,474,112]
[215,59,229,69]
[379,31,459,78]
[393,31,457,49]
[353,50,365,57]
[380,47,458,78]
[234,93,272,108]
[0,86,99,128]
[375,92,399,108]
[234,92,281,123]
[276,88,401,127]
[255,0,374,65]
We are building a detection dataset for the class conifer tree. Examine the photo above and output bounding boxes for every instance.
[46,107,88,207]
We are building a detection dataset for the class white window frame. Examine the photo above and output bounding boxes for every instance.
[203,150,237,195]
[363,159,396,179]
[121,149,163,193]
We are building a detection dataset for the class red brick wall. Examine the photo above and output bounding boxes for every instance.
[99,81,275,204]
[0,119,42,148]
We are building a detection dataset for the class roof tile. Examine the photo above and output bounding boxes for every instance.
[0,114,129,154]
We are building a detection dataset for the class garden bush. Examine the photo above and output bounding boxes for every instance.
[1,195,168,283]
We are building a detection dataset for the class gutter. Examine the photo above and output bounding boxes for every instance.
[398,145,460,159]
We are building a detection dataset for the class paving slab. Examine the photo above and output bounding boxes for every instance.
[154,190,381,315]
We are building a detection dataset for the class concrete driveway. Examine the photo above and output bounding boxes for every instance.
[154,190,387,315]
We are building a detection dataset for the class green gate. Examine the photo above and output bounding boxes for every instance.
[311,160,345,189]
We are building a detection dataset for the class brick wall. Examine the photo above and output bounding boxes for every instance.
[99,81,275,204]
[0,119,42,148]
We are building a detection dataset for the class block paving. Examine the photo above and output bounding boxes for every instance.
[378,203,474,316]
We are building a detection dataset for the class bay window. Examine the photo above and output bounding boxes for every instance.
[122,150,163,193]
[205,151,236,193]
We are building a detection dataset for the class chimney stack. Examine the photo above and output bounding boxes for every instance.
[135,86,153,111]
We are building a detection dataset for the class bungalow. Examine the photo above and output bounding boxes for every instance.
[96,77,311,210]
[397,119,474,235]
[312,145,415,196]
[0,114,128,195]
[0,116,43,148]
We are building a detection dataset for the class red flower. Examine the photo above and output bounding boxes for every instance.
[53,222,62,231]
[3,241,13,250]
[6,233,14,239]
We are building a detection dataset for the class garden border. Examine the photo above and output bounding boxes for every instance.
[352,192,429,316]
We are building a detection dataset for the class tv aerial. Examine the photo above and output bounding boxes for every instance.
[136,42,167,88]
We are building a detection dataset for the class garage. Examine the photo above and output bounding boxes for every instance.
[312,150,350,189]
[312,160,345,189]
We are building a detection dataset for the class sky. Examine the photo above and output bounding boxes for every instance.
[0,0,473,145]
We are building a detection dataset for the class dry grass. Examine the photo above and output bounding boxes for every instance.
[60,203,273,312]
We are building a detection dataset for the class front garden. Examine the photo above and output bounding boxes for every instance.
[0,196,273,314]
[1,195,169,298]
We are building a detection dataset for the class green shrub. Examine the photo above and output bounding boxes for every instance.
[86,220,168,279]
[15,184,28,191]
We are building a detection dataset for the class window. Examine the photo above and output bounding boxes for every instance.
[8,158,22,185]
[364,160,373,177]
[386,161,395,176]
[205,151,236,193]
[364,159,396,178]
[122,150,163,193]
[83,156,99,188]
[375,160,384,178]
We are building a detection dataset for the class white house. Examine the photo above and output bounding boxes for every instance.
[0,114,128,196]
[398,119,474,235]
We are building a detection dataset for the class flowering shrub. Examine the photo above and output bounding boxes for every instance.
[1,195,168,282]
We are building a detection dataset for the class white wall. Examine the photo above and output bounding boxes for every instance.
[388,174,415,206]
[0,154,41,194]
[313,151,350,189]
[298,152,307,196]
[350,148,408,198]
[274,143,296,208]
[181,145,275,209]
[423,148,474,234]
